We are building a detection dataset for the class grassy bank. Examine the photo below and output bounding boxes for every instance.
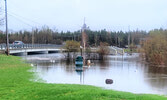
[0,55,166,100]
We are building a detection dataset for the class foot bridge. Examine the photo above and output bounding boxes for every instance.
[109,46,124,55]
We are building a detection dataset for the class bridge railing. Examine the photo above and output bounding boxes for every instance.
[0,44,63,50]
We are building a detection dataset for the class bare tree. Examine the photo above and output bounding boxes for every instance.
[98,42,110,60]
[82,31,88,50]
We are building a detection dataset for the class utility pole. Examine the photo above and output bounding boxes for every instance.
[5,0,9,55]
[128,25,130,48]
[32,28,34,45]
[116,33,118,47]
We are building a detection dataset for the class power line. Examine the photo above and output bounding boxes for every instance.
[1,9,38,28]
[7,13,34,28]
[7,10,43,25]
[1,8,43,27]
[1,0,43,26]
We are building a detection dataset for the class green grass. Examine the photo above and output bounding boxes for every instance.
[0,54,166,100]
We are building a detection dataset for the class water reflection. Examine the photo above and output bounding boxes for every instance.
[23,53,167,95]
[75,69,84,84]
[148,66,167,74]
[144,66,167,94]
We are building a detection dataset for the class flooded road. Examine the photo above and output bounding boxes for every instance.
[23,53,167,95]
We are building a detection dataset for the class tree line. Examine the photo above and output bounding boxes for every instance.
[0,26,147,47]
[141,29,167,66]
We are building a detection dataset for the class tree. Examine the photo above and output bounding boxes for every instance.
[82,31,88,50]
[0,7,5,44]
[64,40,80,59]
[142,29,167,66]
[0,25,147,47]
[98,42,110,60]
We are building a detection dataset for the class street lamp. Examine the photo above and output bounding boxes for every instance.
[4,0,9,55]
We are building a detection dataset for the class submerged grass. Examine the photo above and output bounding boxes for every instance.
[0,54,166,100]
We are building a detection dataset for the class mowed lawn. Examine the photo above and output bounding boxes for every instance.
[0,55,166,100]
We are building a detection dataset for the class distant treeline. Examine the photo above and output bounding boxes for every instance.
[0,26,147,47]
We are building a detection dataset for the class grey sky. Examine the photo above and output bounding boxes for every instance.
[0,0,167,32]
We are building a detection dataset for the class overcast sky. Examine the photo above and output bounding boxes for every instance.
[0,0,167,32]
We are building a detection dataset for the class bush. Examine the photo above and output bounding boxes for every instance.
[142,29,167,66]
[98,42,110,60]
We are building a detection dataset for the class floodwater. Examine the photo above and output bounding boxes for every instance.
[23,53,167,95]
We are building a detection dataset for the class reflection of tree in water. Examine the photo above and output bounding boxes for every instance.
[36,59,75,74]
[148,66,167,74]
[145,66,167,92]
[38,62,54,67]
[59,60,74,74]
[34,62,54,74]
[97,60,110,70]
